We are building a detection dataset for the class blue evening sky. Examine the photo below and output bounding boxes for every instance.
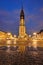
[0,0,43,35]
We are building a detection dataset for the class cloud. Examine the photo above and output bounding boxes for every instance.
[40,8,43,12]
[0,9,20,34]
[0,9,20,22]
[25,8,43,34]
[0,10,9,16]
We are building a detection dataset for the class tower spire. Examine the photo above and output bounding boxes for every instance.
[20,9,24,19]
[20,2,24,19]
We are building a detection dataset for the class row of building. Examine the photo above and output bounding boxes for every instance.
[32,30,43,40]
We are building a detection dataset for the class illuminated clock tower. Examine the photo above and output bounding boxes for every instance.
[19,8,26,38]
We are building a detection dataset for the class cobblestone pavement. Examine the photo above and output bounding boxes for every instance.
[0,47,43,65]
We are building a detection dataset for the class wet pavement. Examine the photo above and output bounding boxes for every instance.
[0,47,43,65]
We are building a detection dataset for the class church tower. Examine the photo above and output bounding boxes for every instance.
[19,8,26,38]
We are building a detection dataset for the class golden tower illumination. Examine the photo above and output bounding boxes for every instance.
[19,8,26,38]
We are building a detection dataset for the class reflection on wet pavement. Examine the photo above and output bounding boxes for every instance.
[0,47,43,65]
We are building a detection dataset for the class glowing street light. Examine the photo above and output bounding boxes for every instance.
[14,35,16,38]
[33,32,37,35]
[7,32,11,36]
[14,35,17,44]
[29,35,31,37]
